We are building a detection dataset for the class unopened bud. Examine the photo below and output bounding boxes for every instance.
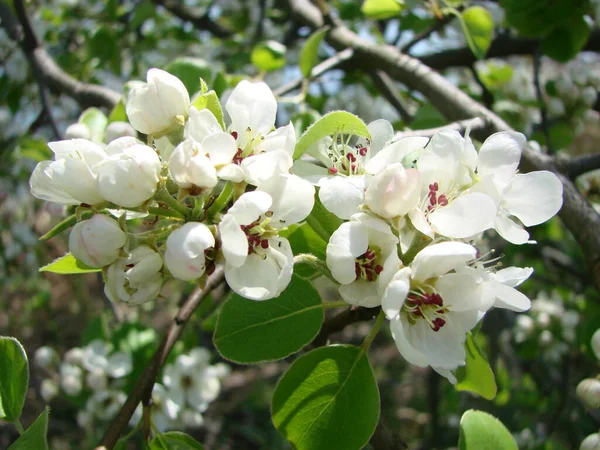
[580,433,600,450]
[40,379,59,402]
[65,123,91,140]
[34,346,59,370]
[69,214,127,268]
[576,378,600,409]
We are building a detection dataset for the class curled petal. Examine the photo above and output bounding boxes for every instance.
[318,176,365,220]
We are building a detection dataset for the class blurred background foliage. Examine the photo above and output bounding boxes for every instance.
[1,0,600,449]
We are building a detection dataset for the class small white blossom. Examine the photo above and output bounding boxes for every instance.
[40,379,59,402]
[68,214,127,268]
[82,339,132,379]
[165,222,215,280]
[168,138,219,191]
[60,362,83,396]
[34,346,59,370]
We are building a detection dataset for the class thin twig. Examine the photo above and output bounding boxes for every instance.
[152,0,234,38]
[312,306,380,347]
[95,267,225,450]
[533,49,552,152]
[369,70,414,123]
[399,8,461,54]
[557,152,600,180]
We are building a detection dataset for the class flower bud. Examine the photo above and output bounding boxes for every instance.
[60,362,83,396]
[547,98,565,116]
[105,245,163,305]
[86,369,108,391]
[65,123,91,140]
[105,121,137,143]
[34,346,59,370]
[365,164,420,219]
[40,379,59,402]
[592,329,600,360]
[582,86,598,108]
[581,433,600,450]
[96,140,162,208]
[68,214,127,268]
[169,139,218,191]
[576,378,600,409]
[165,222,215,280]
[64,347,84,365]
[126,68,190,136]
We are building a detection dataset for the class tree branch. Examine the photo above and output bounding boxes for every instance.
[399,7,461,54]
[95,267,225,450]
[0,1,121,109]
[152,0,234,39]
[393,117,488,140]
[369,70,414,123]
[557,153,600,180]
[288,0,600,292]
[312,306,380,347]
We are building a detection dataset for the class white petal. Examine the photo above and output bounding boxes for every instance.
[408,207,434,238]
[389,316,430,367]
[364,119,394,155]
[489,281,532,312]
[491,266,533,287]
[29,161,79,205]
[261,122,296,156]
[494,213,530,245]
[291,159,330,185]
[411,241,476,283]
[217,164,245,183]
[203,132,238,166]
[329,221,369,258]
[339,280,381,307]
[429,192,497,239]
[502,171,563,226]
[318,176,365,220]
[241,151,292,186]
[226,80,276,139]
[381,268,411,319]
[365,137,429,174]
[477,132,525,189]
[433,367,457,384]
[258,174,315,226]
[106,352,133,378]
[218,214,248,268]
[228,190,272,224]
[186,107,223,142]
[436,273,492,312]
[326,243,357,284]
[48,139,107,165]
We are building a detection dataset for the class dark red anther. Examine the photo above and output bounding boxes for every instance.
[366,271,374,282]
[346,152,356,162]
[427,205,434,212]
[351,164,356,171]
[375,265,383,274]
[438,195,448,206]
[231,131,238,140]
[329,167,338,174]
[248,245,254,255]
[355,262,361,277]
[429,194,437,206]
[433,293,444,306]
[260,239,269,249]
[359,147,368,156]
[432,317,446,332]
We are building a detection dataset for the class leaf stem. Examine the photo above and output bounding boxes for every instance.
[14,418,25,434]
[155,187,190,218]
[322,301,349,309]
[207,181,235,218]
[293,253,337,283]
[361,310,385,352]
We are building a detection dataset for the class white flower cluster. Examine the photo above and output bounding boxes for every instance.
[34,342,228,431]
[293,120,563,382]
[577,329,600,450]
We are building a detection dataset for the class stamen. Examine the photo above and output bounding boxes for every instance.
[231,131,238,140]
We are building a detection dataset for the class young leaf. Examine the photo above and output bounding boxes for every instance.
[79,107,108,143]
[214,275,323,363]
[0,337,29,422]
[107,101,128,123]
[250,40,287,72]
[39,253,101,274]
[458,410,518,450]
[192,90,225,129]
[272,345,380,450]
[284,222,327,278]
[293,111,370,159]
[8,407,50,450]
[305,192,344,243]
[149,431,205,450]
[165,57,212,96]
[361,0,403,20]
[460,6,494,60]
[299,27,329,78]
[456,333,497,400]
[541,15,591,63]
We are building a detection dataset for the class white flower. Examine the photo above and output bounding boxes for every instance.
[60,362,83,396]
[364,163,421,219]
[104,246,163,304]
[34,346,59,370]
[149,383,181,432]
[181,409,205,428]
[576,378,600,409]
[168,138,219,191]
[96,137,162,208]
[87,389,127,421]
[64,347,84,365]
[105,121,137,142]
[126,68,190,136]
[86,370,108,391]
[29,139,107,205]
[82,339,133,378]
[164,222,215,280]
[326,213,400,307]
[219,174,315,300]
[580,433,600,450]
[40,379,59,402]
[65,123,91,140]
[293,120,428,219]
[68,214,127,268]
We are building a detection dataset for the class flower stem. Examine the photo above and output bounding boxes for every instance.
[14,418,25,434]
[322,301,349,309]
[155,187,190,218]
[293,253,337,283]
[207,181,235,218]
[361,310,385,351]
[147,206,185,220]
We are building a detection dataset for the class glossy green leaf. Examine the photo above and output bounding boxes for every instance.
[107,100,128,123]
[214,275,323,363]
[305,192,344,243]
[285,222,327,278]
[79,107,108,143]
[299,27,329,78]
[456,333,497,400]
[458,410,518,450]
[250,40,287,72]
[541,15,591,63]
[149,431,205,450]
[165,57,212,96]
[8,408,50,450]
[361,0,403,20]
[191,89,225,130]
[39,253,101,274]
[272,345,380,450]
[0,337,29,422]
[460,6,494,60]
[293,110,370,159]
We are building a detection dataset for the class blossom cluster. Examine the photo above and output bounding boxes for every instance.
[29,68,563,382]
[34,342,228,431]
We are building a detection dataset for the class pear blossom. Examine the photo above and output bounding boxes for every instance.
[34,346,60,370]
[164,222,215,280]
[168,138,223,192]
[40,379,59,403]
[219,174,315,300]
[326,213,400,307]
[81,339,133,379]
[126,68,190,136]
[60,362,83,396]
[29,139,107,205]
[96,137,162,208]
[104,245,164,305]
[86,389,127,421]
[68,214,127,268]
[364,163,421,219]
[293,119,428,219]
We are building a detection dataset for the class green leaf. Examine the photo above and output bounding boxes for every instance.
[8,408,50,450]
[305,192,344,243]
[460,6,494,60]
[272,345,380,450]
[458,410,518,450]
[293,111,370,159]
[149,431,205,450]
[285,223,327,278]
[0,337,29,422]
[299,27,329,78]
[107,101,128,123]
[79,107,108,143]
[214,275,323,363]
[361,0,403,20]
[541,15,591,63]
[456,333,497,400]
[478,64,513,91]
[250,40,287,72]
[165,58,213,96]
[39,253,101,274]
[191,89,225,130]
